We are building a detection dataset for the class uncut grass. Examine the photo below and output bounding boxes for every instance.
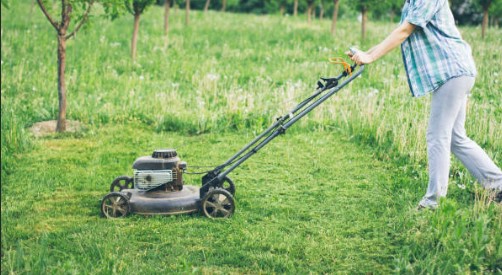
[2,5,500,162]
[2,2,502,273]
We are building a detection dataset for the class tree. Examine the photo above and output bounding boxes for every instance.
[204,0,210,12]
[277,0,292,15]
[318,0,325,20]
[451,0,482,25]
[279,0,287,15]
[369,0,401,22]
[491,0,502,26]
[387,0,402,22]
[125,0,155,61]
[237,0,271,14]
[185,0,190,25]
[293,0,298,16]
[360,5,368,40]
[331,0,340,35]
[36,0,95,132]
[478,0,500,38]
[350,0,380,40]
[164,0,170,34]
[221,0,226,11]
[307,0,314,24]
[480,0,491,38]
[450,0,502,28]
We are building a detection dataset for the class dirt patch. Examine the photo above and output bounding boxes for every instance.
[29,120,84,137]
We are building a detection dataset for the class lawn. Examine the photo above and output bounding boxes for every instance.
[1,2,501,274]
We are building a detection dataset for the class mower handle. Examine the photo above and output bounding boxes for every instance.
[199,58,365,197]
[347,47,367,70]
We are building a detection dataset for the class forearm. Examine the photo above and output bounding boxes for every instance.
[348,21,415,65]
[369,21,415,61]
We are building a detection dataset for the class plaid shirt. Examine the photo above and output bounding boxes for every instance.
[400,0,477,97]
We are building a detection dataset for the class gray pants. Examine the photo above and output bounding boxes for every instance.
[419,76,502,208]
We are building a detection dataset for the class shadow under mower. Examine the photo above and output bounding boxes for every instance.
[101,61,365,219]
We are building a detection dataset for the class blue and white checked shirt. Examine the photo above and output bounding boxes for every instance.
[400,0,477,97]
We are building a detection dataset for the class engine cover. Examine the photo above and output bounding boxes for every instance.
[132,157,180,170]
[134,170,173,190]
[132,149,186,191]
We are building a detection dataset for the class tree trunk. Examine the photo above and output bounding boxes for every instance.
[280,4,285,16]
[56,34,67,132]
[307,3,313,24]
[293,0,298,16]
[361,7,367,40]
[319,4,324,20]
[482,7,488,39]
[331,0,340,35]
[131,13,140,61]
[204,0,210,12]
[185,0,190,25]
[31,0,37,15]
[164,0,170,35]
[221,0,226,12]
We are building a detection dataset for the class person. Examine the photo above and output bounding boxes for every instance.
[346,0,502,208]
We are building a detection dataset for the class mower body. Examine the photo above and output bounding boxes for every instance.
[101,149,201,217]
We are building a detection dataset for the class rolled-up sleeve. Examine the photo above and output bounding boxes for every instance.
[405,0,445,29]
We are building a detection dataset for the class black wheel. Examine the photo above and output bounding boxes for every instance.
[496,190,502,203]
[201,189,235,218]
[101,192,130,218]
[110,176,134,192]
[218,176,236,196]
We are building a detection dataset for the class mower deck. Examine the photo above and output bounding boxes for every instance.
[124,185,200,215]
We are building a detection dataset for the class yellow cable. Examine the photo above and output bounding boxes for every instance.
[328,57,352,76]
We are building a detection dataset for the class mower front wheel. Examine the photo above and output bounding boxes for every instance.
[101,192,130,218]
[200,189,235,219]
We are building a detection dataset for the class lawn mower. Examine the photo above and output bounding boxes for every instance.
[100,52,365,219]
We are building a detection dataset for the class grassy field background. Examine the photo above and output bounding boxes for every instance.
[2,1,501,274]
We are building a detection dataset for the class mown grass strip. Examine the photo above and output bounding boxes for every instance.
[2,124,407,273]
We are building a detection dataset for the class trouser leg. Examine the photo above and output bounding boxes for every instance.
[419,76,474,208]
[451,97,502,190]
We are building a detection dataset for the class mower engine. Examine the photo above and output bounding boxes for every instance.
[132,149,187,192]
[102,148,203,218]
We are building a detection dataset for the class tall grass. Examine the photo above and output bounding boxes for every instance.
[2,3,500,163]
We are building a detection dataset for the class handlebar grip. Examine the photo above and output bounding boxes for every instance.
[349,47,365,70]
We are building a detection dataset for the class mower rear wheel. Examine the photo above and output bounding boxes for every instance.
[201,189,235,218]
[110,176,134,192]
[101,192,130,218]
[219,176,236,196]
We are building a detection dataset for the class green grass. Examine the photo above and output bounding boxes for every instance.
[2,125,402,274]
[2,2,501,274]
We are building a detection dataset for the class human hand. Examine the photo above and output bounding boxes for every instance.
[345,49,374,65]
